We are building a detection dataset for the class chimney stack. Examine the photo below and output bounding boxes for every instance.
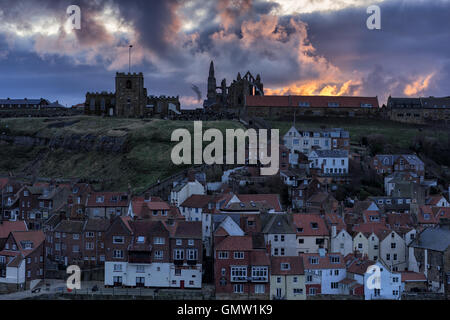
[318,247,326,257]
[331,225,337,238]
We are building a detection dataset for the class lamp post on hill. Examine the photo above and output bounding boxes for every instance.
[129,45,133,73]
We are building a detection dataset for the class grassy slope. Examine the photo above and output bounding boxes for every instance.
[0,116,243,194]
[269,117,449,149]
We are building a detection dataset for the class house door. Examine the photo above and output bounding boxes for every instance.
[276,288,282,298]
[180,280,185,289]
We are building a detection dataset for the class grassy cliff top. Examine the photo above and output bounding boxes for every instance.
[0,116,244,194]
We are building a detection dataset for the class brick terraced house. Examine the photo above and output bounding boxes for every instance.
[214,234,270,299]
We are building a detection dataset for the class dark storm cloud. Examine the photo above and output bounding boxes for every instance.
[113,0,182,61]
[0,0,449,107]
[300,0,450,100]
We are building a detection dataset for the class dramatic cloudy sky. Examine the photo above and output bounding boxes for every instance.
[0,0,449,108]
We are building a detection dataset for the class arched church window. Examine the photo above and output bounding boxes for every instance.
[126,80,132,89]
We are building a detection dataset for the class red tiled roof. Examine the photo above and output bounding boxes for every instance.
[417,205,439,224]
[215,235,253,251]
[434,207,450,220]
[180,194,212,208]
[130,197,177,219]
[386,213,414,228]
[246,95,379,108]
[325,213,346,233]
[426,195,446,206]
[120,216,133,233]
[11,230,45,257]
[271,256,304,275]
[0,221,28,239]
[345,253,375,275]
[173,221,202,239]
[301,253,345,270]
[293,214,329,236]
[236,194,282,211]
[250,250,270,266]
[401,271,426,282]
[133,196,163,202]
[352,222,390,238]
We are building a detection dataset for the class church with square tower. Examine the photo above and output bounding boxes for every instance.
[85,72,180,118]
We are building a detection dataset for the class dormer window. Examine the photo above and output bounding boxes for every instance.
[281,263,290,270]
[310,257,319,264]
[96,196,104,203]
[113,236,124,244]
[311,222,318,229]
[330,256,340,264]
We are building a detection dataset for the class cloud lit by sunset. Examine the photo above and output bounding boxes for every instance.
[403,73,435,96]
[0,0,449,107]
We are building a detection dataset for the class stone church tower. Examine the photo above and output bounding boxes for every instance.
[115,72,147,117]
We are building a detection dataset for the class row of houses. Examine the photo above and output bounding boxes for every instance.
[211,210,450,300]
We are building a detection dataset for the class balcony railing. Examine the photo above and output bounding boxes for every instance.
[187,259,197,266]
[174,259,184,266]
[231,276,247,282]
[250,276,268,282]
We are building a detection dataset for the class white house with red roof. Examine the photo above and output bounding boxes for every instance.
[293,214,330,254]
[170,179,205,207]
[301,250,346,296]
[270,256,306,300]
[352,223,388,261]
[0,230,45,291]
[326,213,353,257]
[364,261,402,300]
[379,229,410,272]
